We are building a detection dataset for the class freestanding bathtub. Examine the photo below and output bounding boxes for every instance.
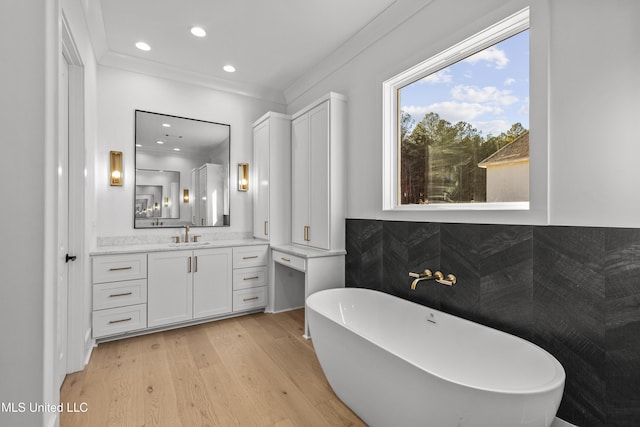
[306,288,565,427]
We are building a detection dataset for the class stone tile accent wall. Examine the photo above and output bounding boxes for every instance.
[345,219,640,427]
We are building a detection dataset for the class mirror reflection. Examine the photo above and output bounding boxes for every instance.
[135,110,230,228]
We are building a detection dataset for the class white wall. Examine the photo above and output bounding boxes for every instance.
[548,0,640,227]
[95,66,285,242]
[286,0,640,228]
[0,2,49,425]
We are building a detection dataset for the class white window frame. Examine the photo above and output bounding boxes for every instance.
[382,6,548,223]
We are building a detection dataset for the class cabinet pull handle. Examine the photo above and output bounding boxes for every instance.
[243,255,258,260]
[188,257,192,273]
[243,276,259,281]
[194,256,198,273]
[280,257,291,262]
[304,225,310,242]
[109,266,132,271]
[109,292,133,298]
[243,296,259,302]
[264,220,268,236]
[108,317,132,324]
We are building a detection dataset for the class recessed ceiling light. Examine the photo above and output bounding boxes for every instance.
[190,26,206,37]
[135,41,151,51]
[173,148,181,151]
[162,123,171,127]
[223,65,236,73]
[156,140,164,144]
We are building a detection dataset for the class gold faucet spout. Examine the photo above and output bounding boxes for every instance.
[409,269,438,289]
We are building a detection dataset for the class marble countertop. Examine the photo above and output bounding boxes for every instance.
[90,239,269,256]
[270,244,346,259]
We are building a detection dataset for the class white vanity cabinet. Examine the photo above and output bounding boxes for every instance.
[92,253,148,338]
[147,247,232,328]
[252,112,291,244]
[232,245,269,312]
[291,92,346,251]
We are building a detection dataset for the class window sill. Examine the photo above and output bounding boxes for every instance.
[384,202,529,212]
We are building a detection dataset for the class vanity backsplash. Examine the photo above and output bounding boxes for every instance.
[96,231,253,247]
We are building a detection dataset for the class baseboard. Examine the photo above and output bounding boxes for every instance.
[270,305,305,314]
[84,328,94,366]
[45,412,58,427]
[552,416,577,427]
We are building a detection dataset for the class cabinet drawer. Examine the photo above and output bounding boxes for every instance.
[233,245,268,269]
[93,279,147,310]
[233,266,268,290]
[233,287,267,312]
[93,253,147,283]
[92,304,147,338]
[272,250,306,272]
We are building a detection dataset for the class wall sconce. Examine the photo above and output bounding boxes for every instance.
[110,151,123,186]
[154,202,159,211]
[238,163,249,192]
[164,197,169,207]
[183,189,190,203]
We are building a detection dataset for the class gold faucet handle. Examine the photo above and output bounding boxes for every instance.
[409,269,433,278]
[172,236,180,243]
[192,235,201,242]
[436,274,457,286]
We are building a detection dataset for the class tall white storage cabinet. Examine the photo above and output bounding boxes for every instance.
[291,92,346,251]
[252,112,292,244]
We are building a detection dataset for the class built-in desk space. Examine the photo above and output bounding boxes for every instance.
[269,244,346,338]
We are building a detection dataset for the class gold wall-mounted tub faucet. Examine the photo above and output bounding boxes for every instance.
[409,269,457,289]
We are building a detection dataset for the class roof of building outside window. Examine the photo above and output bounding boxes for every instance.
[477,131,529,168]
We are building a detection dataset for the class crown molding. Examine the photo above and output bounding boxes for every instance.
[99,51,286,105]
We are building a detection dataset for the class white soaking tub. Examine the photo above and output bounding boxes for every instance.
[306,288,565,427]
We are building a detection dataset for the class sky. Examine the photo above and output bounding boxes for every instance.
[400,29,529,137]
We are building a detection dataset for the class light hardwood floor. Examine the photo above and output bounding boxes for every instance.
[60,309,366,427]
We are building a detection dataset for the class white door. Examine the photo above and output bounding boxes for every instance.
[193,248,232,319]
[291,114,310,246]
[308,101,330,250]
[56,50,71,387]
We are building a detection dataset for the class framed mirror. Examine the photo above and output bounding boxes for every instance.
[134,110,230,228]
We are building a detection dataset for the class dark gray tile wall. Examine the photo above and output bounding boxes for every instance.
[345,219,640,427]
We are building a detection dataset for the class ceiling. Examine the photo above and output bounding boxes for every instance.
[88,0,409,103]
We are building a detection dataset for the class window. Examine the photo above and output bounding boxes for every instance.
[383,7,532,211]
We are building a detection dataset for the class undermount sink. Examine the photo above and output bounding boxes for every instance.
[168,241,212,247]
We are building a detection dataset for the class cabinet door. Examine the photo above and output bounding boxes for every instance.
[308,101,330,250]
[253,120,270,239]
[291,113,310,246]
[148,251,193,327]
[193,248,232,319]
